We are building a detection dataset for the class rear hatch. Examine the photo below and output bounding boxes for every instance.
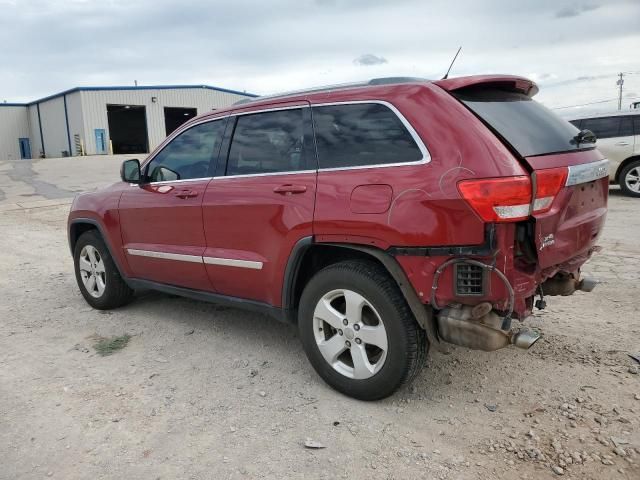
[436,76,609,270]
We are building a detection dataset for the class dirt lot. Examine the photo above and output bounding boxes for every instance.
[1,156,639,479]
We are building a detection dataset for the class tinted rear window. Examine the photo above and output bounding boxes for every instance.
[312,103,423,169]
[455,88,588,157]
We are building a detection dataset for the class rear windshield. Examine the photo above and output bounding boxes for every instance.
[455,87,590,157]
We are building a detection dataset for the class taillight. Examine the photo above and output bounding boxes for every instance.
[532,167,568,213]
[457,176,532,222]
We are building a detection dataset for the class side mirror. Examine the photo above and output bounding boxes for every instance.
[121,159,141,184]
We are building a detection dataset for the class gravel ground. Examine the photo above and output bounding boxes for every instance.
[0,156,639,479]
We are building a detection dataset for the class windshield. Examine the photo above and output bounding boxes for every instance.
[455,87,593,157]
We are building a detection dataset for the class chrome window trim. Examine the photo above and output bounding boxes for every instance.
[233,104,309,116]
[203,256,263,270]
[144,176,214,186]
[126,248,263,270]
[565,159,610,186]
[213,170,316,180]
[127,249,203,264]
[138,99,431,184]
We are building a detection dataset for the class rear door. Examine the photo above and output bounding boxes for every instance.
[118,118,226,291]
[201,103,317,306]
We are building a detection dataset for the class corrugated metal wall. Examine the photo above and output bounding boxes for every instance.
[38,96,71,158]
[0,106,30,159]
[66,92,84,156]
[80,88,248,155]
[27,105,42,157]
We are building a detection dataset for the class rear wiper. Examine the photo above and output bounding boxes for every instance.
[573,129,597,147]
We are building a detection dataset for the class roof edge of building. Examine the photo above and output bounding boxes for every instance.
[13,84,258,106]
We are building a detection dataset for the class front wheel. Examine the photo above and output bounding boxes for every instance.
[298,260,427,400]
[619,159,640,197]
[73,230,134,309]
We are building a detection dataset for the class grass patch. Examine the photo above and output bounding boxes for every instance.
[93,334,131,356]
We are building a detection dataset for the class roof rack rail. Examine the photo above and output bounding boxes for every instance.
[367,77,428,85]
[231,77,430,106]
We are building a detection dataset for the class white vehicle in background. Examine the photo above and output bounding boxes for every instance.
[570,111,640,197]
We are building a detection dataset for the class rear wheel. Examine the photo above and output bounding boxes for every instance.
[298,260,427,400]
[619,159,640,197]
[73,230,134,309]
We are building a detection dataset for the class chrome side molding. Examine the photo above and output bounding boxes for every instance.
[126,248,263,270]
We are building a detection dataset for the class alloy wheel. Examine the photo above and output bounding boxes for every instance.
[312,289,388,379]
[625,167,640,193]
[78,245,106,298]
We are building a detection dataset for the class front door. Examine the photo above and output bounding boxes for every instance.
[118,118,227,291]
[94,129,107,154]
[18,138,31,159]
[202,103,317,306]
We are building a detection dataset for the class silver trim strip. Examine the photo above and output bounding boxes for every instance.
[233,104,309,116]
[213,169,315,180]
[203,256,263,270]
[565,159,609,187]
[126,248,263,270]
[145,176,213,186]
[139,100,431,184]
[127,249,203,264]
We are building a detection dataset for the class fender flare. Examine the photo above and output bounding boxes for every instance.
[68,218,127,279]
[282,239,440,346]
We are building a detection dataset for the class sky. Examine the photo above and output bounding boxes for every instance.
[1,0,639,117]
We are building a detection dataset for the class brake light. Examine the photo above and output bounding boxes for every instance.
[532,167,568,213]
[457,176,532,222]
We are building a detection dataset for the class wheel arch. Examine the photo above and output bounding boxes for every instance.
[614,155,640,183]
[68,218,127,279]
[282,239,439,345]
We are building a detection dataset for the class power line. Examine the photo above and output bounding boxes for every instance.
[551,98,621,110]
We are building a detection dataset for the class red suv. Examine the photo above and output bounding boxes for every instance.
[68,75,608,400]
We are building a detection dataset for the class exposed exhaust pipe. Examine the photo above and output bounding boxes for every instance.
[436,305,540,352]
[542,274,599,296]
[510,329,541,349]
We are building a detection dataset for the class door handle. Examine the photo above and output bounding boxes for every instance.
[175,189,199,199]
[615,141,630,146]
[273,184,307,194]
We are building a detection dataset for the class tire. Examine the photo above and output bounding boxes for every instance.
[73,230,134,309]
[619,159,640,197]
[298,260,427,400]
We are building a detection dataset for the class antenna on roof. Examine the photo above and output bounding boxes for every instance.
[442,47,462,80]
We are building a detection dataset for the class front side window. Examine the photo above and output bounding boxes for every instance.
[580,117,622,140]
[146,120,225,182]
[226,109,305,176]
[312,103,422,169]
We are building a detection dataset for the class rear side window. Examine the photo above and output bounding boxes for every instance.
[312,103,423,169]
[581,117,623,139]
[455,88,587,157]
[226,109,306,176]
[146,119,225,182]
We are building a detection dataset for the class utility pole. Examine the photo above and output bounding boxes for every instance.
[617,72,624,111]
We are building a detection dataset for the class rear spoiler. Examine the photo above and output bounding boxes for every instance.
[434,75,539,97]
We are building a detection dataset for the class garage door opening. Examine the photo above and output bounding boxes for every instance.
[164,107,198,136]
[106,104,149,154]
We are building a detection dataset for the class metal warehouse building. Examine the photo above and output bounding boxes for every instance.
[0,85,256,160]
